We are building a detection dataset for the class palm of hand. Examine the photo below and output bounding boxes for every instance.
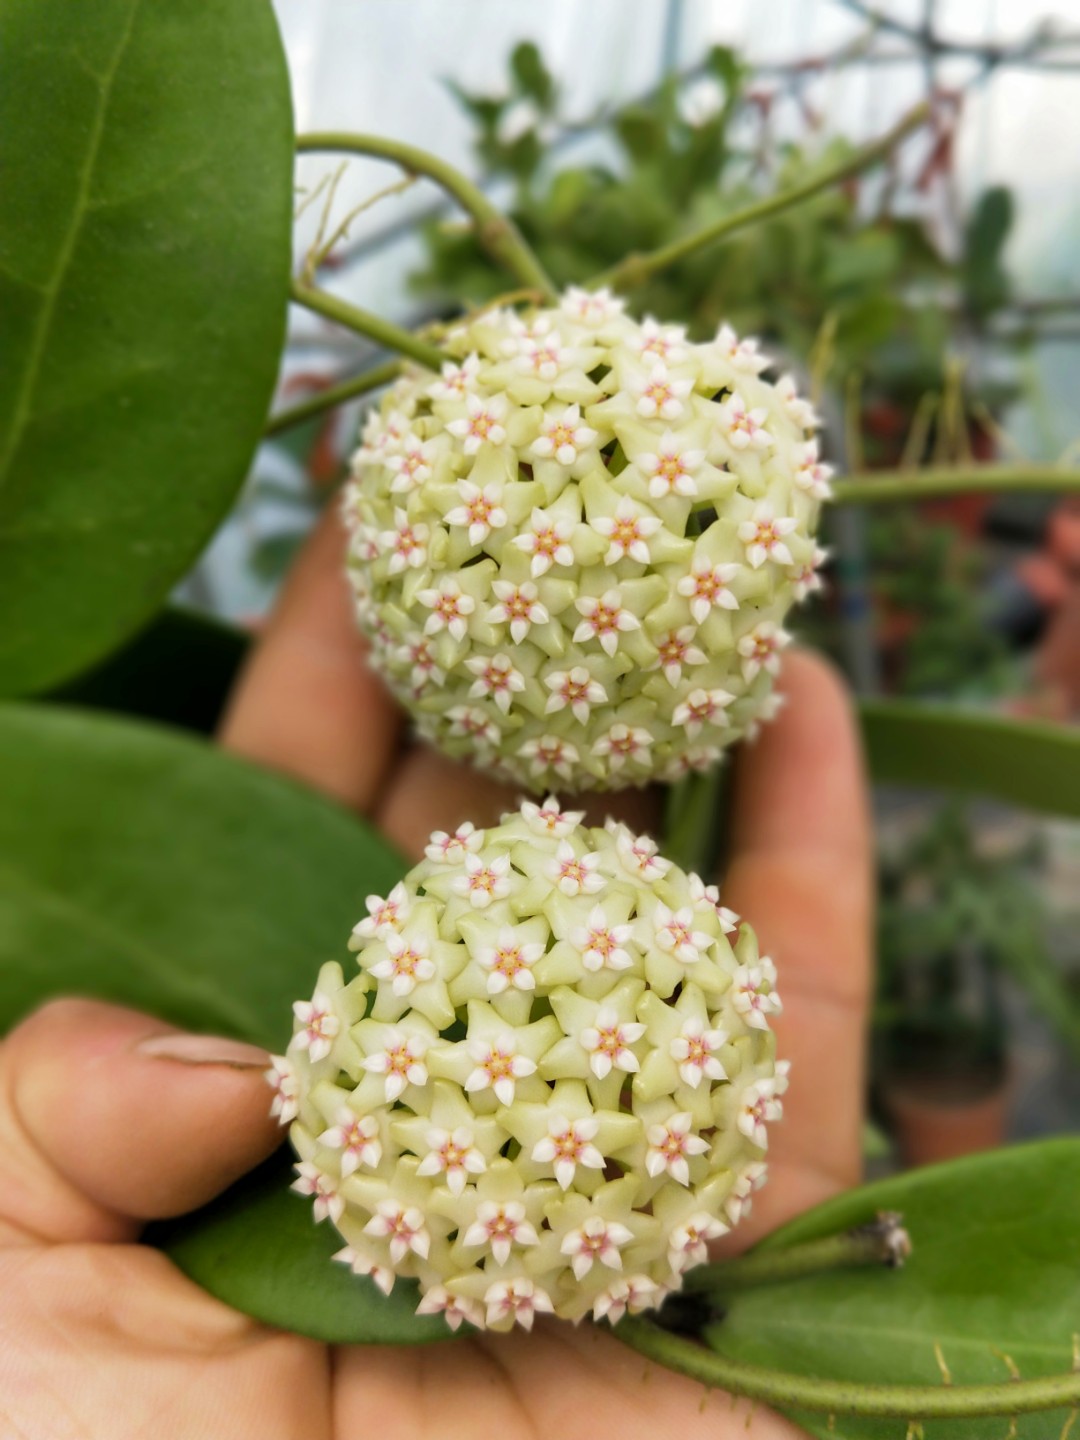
[0,515,869,1439]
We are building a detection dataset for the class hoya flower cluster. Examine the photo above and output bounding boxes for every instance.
[269,800,786,1332]
[343,287,829,792]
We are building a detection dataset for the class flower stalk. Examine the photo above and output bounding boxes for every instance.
[614,1315,1080,1420]
[592,100,932,293]
[833,463,1080,505]
[265,359,402,436]
[680,1211,911,1297]
[290,278,445,371]
[295,131,559,301]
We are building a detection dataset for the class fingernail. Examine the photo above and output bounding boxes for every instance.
[137,1033,272,1069]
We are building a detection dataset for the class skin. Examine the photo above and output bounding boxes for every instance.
[0,510,871,1439]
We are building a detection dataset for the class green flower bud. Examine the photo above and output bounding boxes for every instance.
[343,288,829,791]
[271,800,786,1332]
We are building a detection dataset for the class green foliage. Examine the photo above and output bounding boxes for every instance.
[708,1139,1080,1439]
[0,703,405,1045]
[963,185,1014,319]
[0,0,294,696]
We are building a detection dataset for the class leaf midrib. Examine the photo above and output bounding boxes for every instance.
[0,852,266,1041]
[721,1311,1073,1363]
[0,0,142,492]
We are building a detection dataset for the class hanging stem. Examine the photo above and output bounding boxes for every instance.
[833,463,1080,504]
[681,1212,911,1297]
[290,279,445,371]
[265,359,402,437]
[295,132,559,301]
[614,1316,1080,1420]
[592,100,932,293]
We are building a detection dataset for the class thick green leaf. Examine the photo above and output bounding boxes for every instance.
[709,1139,1080,1439]
[0,703,405,1047]
[47,606,249,734]
[0,0,293,695]
[859,700,1080,818]
[151,1149,457,1344]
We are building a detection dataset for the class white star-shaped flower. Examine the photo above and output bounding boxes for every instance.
[731,964,782,1030]
[446,391,509,454]
[415,1285,484,1332]
[318,1109,382,1175]
[360,1027,429,1102]
[549,840,605,897]
[379,509,430,574]
[653,902,713,964]
[333,1244,395,1296]
[668,1212,729,1272]
[418,580,476,641]
[671,687,735,737]
[465,652,526,713]
[515,334,575,381]
[486,579,549,642]
[463,1200,539,1264]
[687,873,740,932]
[791,544,829,601]
[677,560,741,623]
[737,1076,786,1148]
[714,323,770,374]
[445,479,508,545]
[794,440,834,500]
[415,1125,487,1195]
[531,404,597,466]
[636,316,688,365]
[737,620,791,682]
[450,851,513,909]
[737,502,797,568]
[670,1016,728,1088]
[592,1274,661,1323]
[613,826,672,882]
[532,1113,605,1190]
[427,352,481,402]
[580,1005,646,1079]
[484,1277,554,1331]
[351,881,410,944]
[720,392,773,449]
[475,927,545,993]
[512,508,576,577]
[649,627,707,686]
[742,688,788,742]
[364,1200,431,1264]
[573,589,640,657]
[386,434,435,493]
[292,991,340,1062]
[446,706,501,747]
[645,1112,710,1185]
[544,665,607,723]
[424,822,483,864]
[519,795,584,838]
[637,431,704,497]
[560,1215,635,1279]
[633,363,693,420]
[725,1161,768,1225]
[291,1162,345,1223]
[560,285,625,326]
[572,905,635,972]
[519,734,580,781]
[592,496,663,564]
[592,723,654,771]
[465,1034,537,1106]
[776,373,821,431]
[369,932,437,996]
[265,1055,299,1124]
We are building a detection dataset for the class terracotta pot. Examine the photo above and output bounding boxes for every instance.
[883,1069,1010,1168]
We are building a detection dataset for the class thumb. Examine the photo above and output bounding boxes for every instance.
[0,998,282,1245]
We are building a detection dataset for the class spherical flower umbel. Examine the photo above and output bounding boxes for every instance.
[343,291,829,792]
[272,802,785,1332]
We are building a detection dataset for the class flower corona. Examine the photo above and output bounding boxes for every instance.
[272,802,785,1331]
[343,290,828,791]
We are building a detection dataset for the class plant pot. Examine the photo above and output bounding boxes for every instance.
[882,1064,1010,1168]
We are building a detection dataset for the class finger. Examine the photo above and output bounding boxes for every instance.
[722,650,872,1242]
[219,503,402,813]
[0,999,281,1245]
[376,743,664,862]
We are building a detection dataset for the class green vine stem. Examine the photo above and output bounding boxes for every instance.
[295,131,559,302]
[265,359,402,437]
[832,463,1080,504]
[592,100,932,293]
[681,1212,910,1297]
[290,278,445,371]
[614,1316,1080,1421]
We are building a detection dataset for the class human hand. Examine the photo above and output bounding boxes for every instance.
[0,510,870,1439]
